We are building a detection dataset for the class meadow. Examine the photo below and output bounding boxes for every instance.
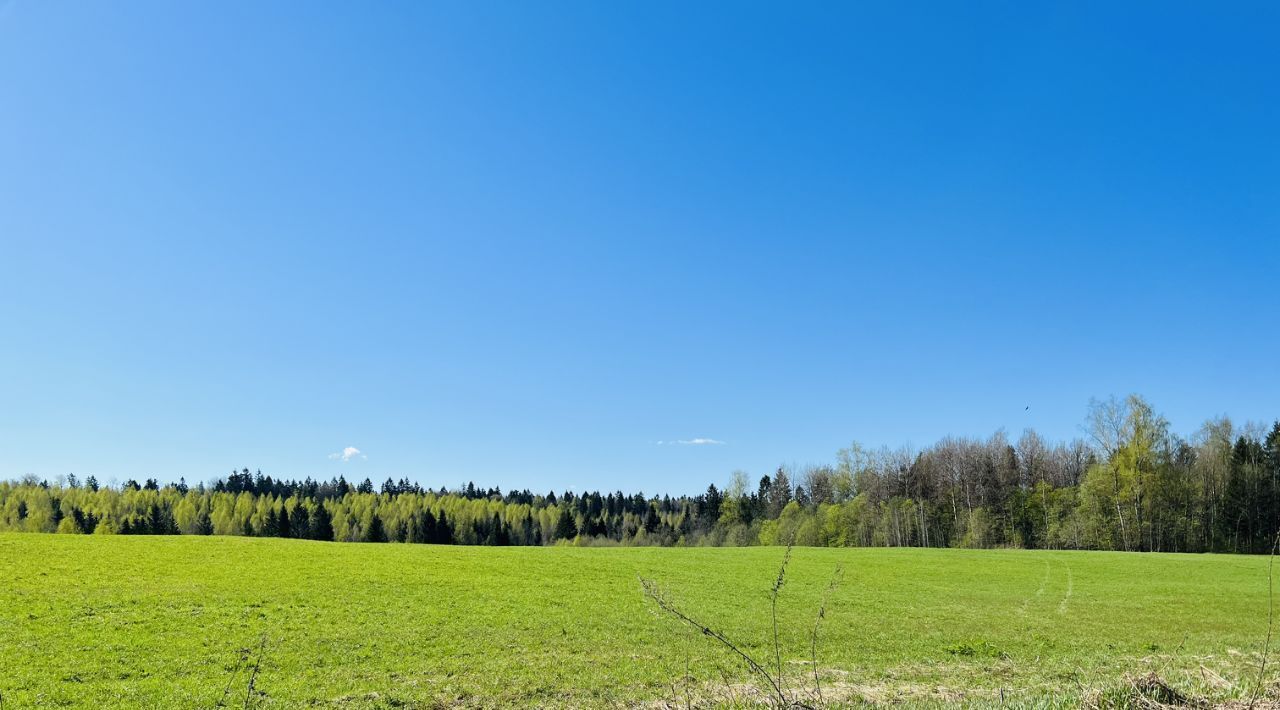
[0,534,1274,708]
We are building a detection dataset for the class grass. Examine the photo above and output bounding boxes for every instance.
[0,533,1274,708]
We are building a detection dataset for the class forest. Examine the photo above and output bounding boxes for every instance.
[3,395,1278,554]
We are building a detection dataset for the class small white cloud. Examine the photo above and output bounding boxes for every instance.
[328,446,365,462]
[658,438,725,446]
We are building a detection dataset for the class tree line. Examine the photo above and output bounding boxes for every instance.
[2,395,1278,553]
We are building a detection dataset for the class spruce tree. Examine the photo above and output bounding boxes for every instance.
[644,506,659,533]
[311,504,334,541]
[147,503,175,535]
[419,510,438,544]
[263,509,280,537]
[365,513,387,543]
[435,510,453,544]
[288,505,310,539]
[554,507,577,540]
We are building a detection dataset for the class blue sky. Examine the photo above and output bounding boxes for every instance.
[1,2,1277,493]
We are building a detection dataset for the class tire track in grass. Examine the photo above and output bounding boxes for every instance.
[1057,559,1074,615]
[1020,560,1052,616]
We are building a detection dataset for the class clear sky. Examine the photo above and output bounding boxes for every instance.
[1,2,1277,493]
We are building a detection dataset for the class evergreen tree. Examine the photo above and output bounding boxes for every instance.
[147,503,176,535]
[262,509,280,537]
[554,507,577,540]
[769,468,793,517]
[494,514,511,546]
[289,505,310,539]
[365,513,387,543]
[310,504,334,541]
[413,510,439,544]
[197,509,213,535]
[435,510,453,544]
[644,505,660,533]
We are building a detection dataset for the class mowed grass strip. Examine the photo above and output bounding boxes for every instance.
[0,534,1272,707]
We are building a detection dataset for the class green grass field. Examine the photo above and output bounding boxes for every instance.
[0,534,1274,708]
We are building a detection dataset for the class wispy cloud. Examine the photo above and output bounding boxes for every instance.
[656,438,726,446]
[328,446,366,462]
